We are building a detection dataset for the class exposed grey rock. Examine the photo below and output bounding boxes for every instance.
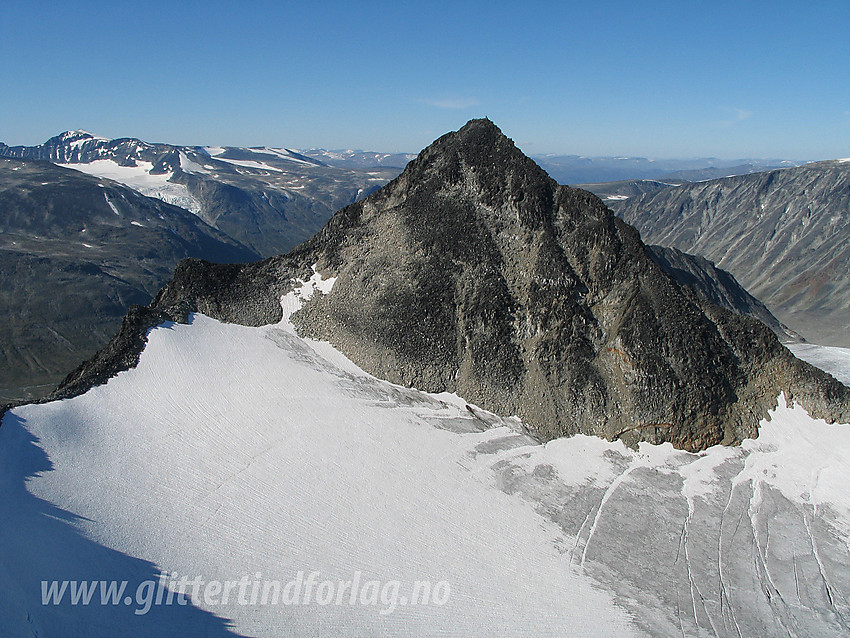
[38,121,850,452]
[615,160,850,346]
[646,244,800,341]
[288,119,849,450]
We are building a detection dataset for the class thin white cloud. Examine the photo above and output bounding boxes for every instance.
[423,97,480,110]
[716,107,753,128]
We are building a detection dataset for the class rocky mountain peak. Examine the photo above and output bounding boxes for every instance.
[286,119,850,450]
[44,120,850,452]
[385,117,560,231]
[58,129,98,141]
[418,117,535,174]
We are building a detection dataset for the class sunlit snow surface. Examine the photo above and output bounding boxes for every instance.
[59,160,202,214]
[788,343,850,386]
[2,277,850,636]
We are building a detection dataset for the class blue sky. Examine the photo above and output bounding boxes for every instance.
[2,1,848,159]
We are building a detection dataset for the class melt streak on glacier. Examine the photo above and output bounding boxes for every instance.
[2,273,850,636]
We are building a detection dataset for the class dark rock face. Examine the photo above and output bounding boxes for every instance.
[645,245,799,341]
[53,256,301,401]
[289,119,849,450]
[31,120,850,452]
[614,160,850,346]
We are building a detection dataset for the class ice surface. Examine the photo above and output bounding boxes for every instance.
[62,160,202,215]
[0,290,637,636]
[209,157,284,172]
[178,152,210,175]
[2,278,850,636]
[244,147,316,165]
[103,192,120,216]
[788,343,850,385]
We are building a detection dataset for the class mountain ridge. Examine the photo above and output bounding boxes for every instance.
[614,159,850,346]
[288,119,848,449]
[645,244,799,341]
[0,131,402,257]
[35,119,850,452]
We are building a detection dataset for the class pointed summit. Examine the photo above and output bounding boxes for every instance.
[55,120,850,451]
[285,120,850,450]
[380,117,559,231]
[420,117,536,173]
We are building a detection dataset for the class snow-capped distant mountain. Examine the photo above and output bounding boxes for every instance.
[0,130,154,164]
[0,132,404,257]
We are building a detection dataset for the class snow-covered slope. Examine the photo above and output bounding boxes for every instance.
[59,159,202,214]
[788,343,850,386]
[2,274,850,637]
[0,282,637,637]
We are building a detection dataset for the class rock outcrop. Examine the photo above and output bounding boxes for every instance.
[288,119,849,449]
[615,160,850,346]
[31,120,850,451]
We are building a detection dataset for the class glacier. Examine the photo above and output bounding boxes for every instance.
[1,276,850,636]
[59,159,202,215]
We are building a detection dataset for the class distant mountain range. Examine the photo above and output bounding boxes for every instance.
[533,154,802,185]
[0,157,257,402]
[0,134,804,253]
[300,148,418,170]
[0,131,404,257]
[0,130,840,403]
[613,159,850,347]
